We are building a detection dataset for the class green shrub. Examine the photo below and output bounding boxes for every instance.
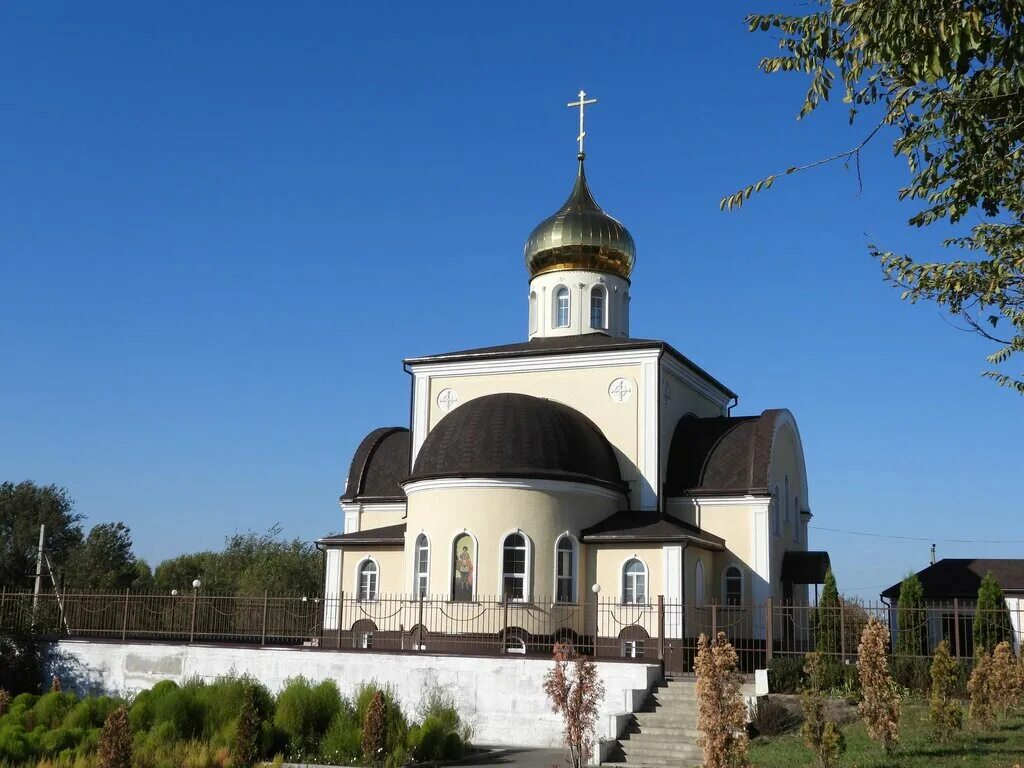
[151,683,206,742]
[34,691,78,728]
[0,723,33,763]
[39,725,77,755]
[319,709,362,765]
[274,677,342,757]
[66,696,122,731]
[128,681,179,733]
[232,684,261,768]
[748,696,797,737]
[768,656,805,693]
[892,656,932,695]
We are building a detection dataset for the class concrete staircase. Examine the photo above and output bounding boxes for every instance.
[603,677,704,767]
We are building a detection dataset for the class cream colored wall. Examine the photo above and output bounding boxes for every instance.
[657,366,726,504]
[768,422,808,601]
[685,547,715,606]
[426,364,647,507]
[358,504,406,531]
[405,484,622,601]
[336,547,406,597]
[589,544,664,603]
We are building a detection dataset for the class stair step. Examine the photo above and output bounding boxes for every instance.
[627,725,701,738]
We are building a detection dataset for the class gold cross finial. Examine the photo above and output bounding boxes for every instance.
[567,89,597,156]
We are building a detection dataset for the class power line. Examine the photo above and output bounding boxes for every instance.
[809,524,1024,545]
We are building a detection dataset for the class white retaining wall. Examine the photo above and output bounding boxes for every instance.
[46,641,660,751]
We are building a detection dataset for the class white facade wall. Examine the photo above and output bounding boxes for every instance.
[47,641,659,753]
[528,270,630,339]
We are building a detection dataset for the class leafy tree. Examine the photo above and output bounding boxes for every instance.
[929,640,963,740]
[896,573,927,657]
[814,569,842,657]
[64,523,139,591]
[0,481,83,588]
[974,572,1014,654]
[544,641,607,768]
[726,1,1024,392]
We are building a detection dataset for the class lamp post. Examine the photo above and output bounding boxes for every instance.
[189,579,201,643]
[591,584,601,655]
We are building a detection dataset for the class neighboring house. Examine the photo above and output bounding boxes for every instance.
[880,559,1024,656]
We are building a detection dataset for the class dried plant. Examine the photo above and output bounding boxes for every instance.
[694,631,751,768]
[801,652,845,768]
[968,650,996,730]
[50,675,61,693]
[97,705,132,768]
[929,640,962,740]
[990,640,1021,717]
[361,690,387,764]
[0,688,10,716]
[543,642,606,768]
[857,617,901,756]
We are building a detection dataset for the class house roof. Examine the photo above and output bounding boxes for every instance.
[403,333,737,400]
[316,523,407,547]
[880,559,1024,600]
[664,410,786,496]
[342,427,410,503]
[580,511,725,549]
[410,392,626,491]
[781,551,832,585]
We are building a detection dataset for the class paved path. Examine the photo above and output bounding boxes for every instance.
[458,748,567,768]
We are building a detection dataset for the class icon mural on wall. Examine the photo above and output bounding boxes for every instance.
[452,534,474,601]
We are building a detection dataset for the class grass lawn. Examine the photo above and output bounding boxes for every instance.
[749,702,1024,768]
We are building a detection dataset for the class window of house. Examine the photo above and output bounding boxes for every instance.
[623,559,647,605]
[502,533,527,601]
[555,535,575,603]
[793,496,800,544]
[415,534,429,598]
[358,560,378,602]
[590,286,606,329]
[725,566,742,606]
[623,639,644,658]
[356,631,373,649]
[529,291,538,334]
[554,286,570,327]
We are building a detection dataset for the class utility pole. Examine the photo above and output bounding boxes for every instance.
[32,523,45,611]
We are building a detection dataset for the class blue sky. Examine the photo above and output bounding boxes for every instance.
[2,2,1020,600]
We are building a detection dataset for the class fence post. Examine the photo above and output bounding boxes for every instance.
[839,595,846,663]
[657,595,665,661]
[1,586,6,629]
[711,603,718,639]
[261,591,268,645]
[953,598,961,657]
[189,588,198,644]
[502,596,510,654]
[121,588,130,641]
[342,593,350,651]
[765,597,773,664]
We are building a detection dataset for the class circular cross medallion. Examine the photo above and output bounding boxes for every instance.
[436,388,459,412]
[608,378,633,403]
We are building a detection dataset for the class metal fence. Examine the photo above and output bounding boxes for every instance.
[2,589,1020,673]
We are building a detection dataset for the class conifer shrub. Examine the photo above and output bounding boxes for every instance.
[319,708,362,765]
[991,641,1020,718]
[694,632,751,768]
[97,706,132,768]
[968,650,996,730]
[974,572,1014,654]
[800,652,845,768]
[767,656,805,694]
[814,570,842,657]
[895,574,927,657]
[65,696,121,731]
[928,640,963,740]
[233,684,260,768]
[274,677,341,758]
[857,617,901,756]
[34,691,77,729]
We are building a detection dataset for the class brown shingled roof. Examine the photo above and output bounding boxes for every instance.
[342,427,410,503]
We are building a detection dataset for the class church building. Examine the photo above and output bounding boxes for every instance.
[317,95,826,660]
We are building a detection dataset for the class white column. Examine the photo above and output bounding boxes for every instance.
[663,545,683,638]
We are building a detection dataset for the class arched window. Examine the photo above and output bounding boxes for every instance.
[555,535,575,603]
[528,291,538,335]
[772,484,781,536]
[622,559,647,605]
[784,475,791,524]
[694,560,705,607]
[451,533,475,602]
[414,534,429,598]
[358,560,378,602]
[724,566,742,606]
[793,495,800,544]
[554,286,570,328]
[590,286,606,329]
[502,533,528,600]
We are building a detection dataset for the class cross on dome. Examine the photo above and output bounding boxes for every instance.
[567,90,597,156]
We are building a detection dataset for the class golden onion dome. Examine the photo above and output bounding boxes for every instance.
[524,154,636,280]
